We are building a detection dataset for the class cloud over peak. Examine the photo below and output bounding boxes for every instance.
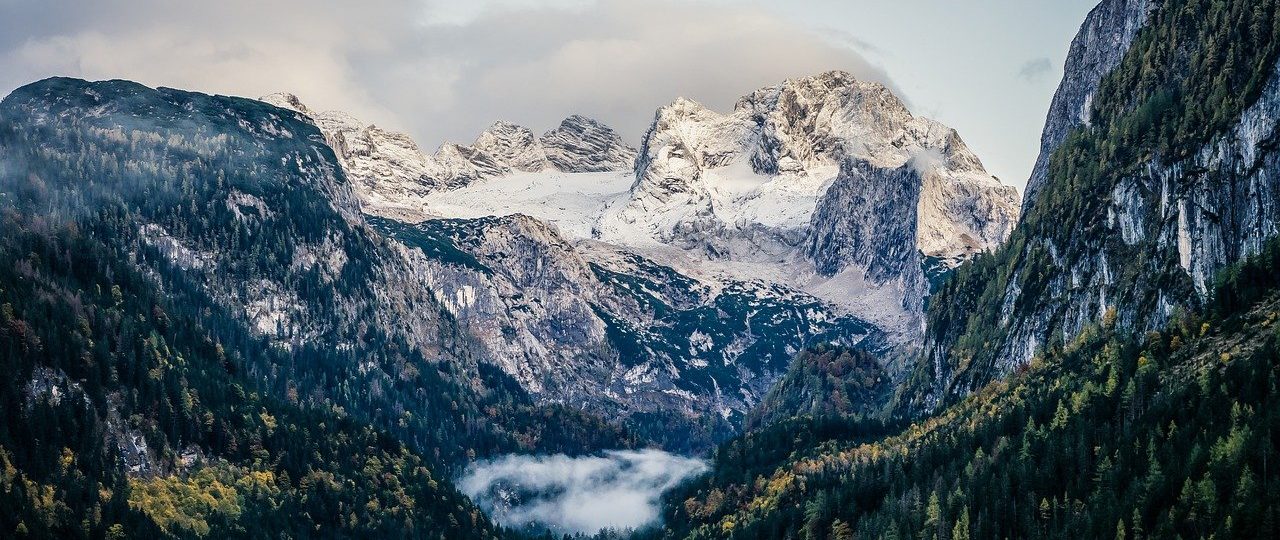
[0,0,894,151]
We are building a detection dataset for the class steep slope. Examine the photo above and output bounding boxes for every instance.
[0,79,510,538]
[0,215,502,538]
[0,77,637,479]
[371,213,879,450]
[1022,0,1155,214]
[596,71,1020,340]
[663,266,1280,539]
[904,0,1280,412]
[656,1,1280,537]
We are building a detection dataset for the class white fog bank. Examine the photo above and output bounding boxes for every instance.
[458,449,707,534]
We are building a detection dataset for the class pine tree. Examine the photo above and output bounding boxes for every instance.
[830,519,854,540]
[951,506,971,540]
[924,491,944,540]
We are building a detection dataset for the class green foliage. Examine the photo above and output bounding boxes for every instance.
[663,286,1280,539]
[0,206,499,538]
[745,344,892,431]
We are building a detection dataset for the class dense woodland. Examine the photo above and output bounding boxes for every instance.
[657,246,1280,538]
[744,345,891,432]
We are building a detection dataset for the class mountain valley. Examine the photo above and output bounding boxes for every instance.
[2,0,1280,537]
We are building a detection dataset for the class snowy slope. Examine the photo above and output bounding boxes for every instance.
[595,71,1020,337]
[598,71,1018,264]
[265,71,1019,341]
[420,170,633,240]
[260,93,636,222]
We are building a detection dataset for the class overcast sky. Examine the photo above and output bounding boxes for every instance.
[0,0,1095,189]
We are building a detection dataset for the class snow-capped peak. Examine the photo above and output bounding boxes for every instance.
[258,92,637,219]
[601,69,1018,260]
[262,72,1018,341]
[541,115,638,173]
[472,121,549,173]
[591,70,1020,338]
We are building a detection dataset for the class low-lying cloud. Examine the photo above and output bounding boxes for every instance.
[459,449,707,534]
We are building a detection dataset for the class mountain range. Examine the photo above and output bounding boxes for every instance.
[259,70,1020,441]
[2,0,1279,537]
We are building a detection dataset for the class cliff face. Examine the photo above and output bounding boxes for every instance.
[802,159,931,334]
[906,0,1280,413]
[541,115,639,173]
[1022,0,1154,214]
[596,71,1019,340]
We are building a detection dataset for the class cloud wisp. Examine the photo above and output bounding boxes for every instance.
[458,449,707,535]
[1017,57,1054,82]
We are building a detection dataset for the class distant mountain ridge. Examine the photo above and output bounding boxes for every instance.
[270,71,1020,346]
[260,92,637,219]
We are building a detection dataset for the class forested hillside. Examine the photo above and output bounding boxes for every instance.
[5,0,1280,537]
[658,238,1280,539]
[0,78,631,538]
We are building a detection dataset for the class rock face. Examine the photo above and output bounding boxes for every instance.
[803,159,931,329]
[472,121,551,173]
[1021,0,1154,214]
[905,0,1280,412]
[371,213,877,447]
[597,71,1020,339]
[260,93,636,218]
[541,115,638,173]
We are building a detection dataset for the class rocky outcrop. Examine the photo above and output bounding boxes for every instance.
[260,93,636,217]
[540,115,638,173]
[804,160,925,280]
[472,121,550,172]
[1021,0,1154,214]
[371,213,878,433]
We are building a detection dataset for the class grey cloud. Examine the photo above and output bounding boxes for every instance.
[1017,57,1054,82]
[458,450,706,534]
[382,0,897,147]
[0,0,895,151]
